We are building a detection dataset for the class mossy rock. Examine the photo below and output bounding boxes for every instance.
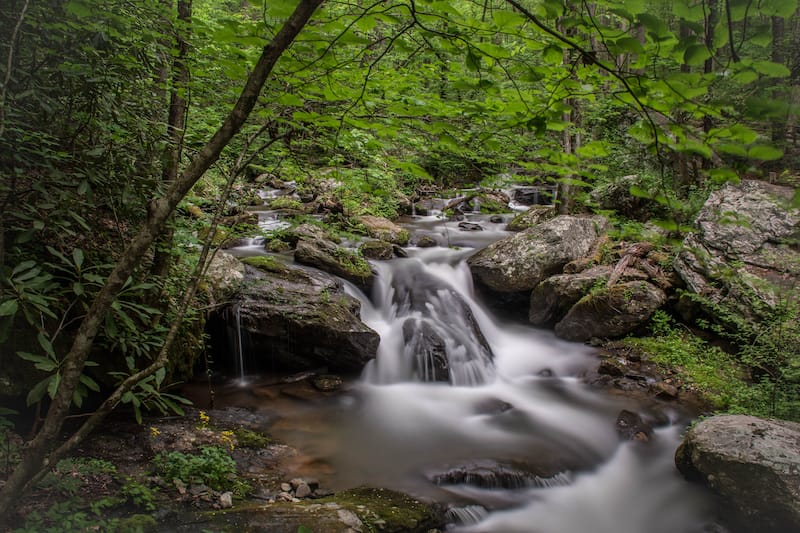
[241,255,289,274]
[315,486,444,532]
[185,487,444,533]
[269,197,305,211]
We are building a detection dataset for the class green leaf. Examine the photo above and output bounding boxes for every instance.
[80,373,100,392]
[37,332,55,358]
[72,248,84,269]
[750,61,791,77]
[614,37,644,54]
[17,351,51,365]
[543,44,563,65]
[465,49,481,72]
[47,372,61,399]
[748,144,784,161]
[73,390,84,408]
[0,300,18,317]
[27,377,51,406]
[277,93,304,106]
[760,0,798,18]
[629,185,652,199]
[683,45,711,67]
[155,367,166,387]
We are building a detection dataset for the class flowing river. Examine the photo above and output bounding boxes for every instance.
[225,211,717,533]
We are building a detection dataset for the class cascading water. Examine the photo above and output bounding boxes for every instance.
[327,215,716,533]
[221,212,717,532]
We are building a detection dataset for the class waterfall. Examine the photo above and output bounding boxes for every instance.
[234,303,246,385]
[332,234,715,533]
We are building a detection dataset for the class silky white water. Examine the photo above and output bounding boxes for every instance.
[331,219,714,533]
[224,212,716,531]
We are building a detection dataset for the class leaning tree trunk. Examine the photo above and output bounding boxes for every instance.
[0,0,324,521]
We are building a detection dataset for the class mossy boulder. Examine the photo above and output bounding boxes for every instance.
[554,281,666,341]
[359,239,395,260]
[213,263,378,373]
[295,239,375,292]
[167,487,444,533]
[468,215,607,297]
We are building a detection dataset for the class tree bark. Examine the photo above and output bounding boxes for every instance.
[151,0,192,281]
[0,0,324,521]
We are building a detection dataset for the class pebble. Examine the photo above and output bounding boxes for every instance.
[220,492,233,508]
[280,482,292,492]
[295,482,312,498]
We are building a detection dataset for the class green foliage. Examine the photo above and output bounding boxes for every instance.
[232,428,273,448]
[153,446,237,491]
[120,479,159,511]
[624,312,755,411]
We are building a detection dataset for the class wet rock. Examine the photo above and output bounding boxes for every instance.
[203,250,245,303]
[554,281,666,342]
[597,357,627,377]
[676,415,800,533]
[392,244,408,258]
[414,234,438,248]
[458,221,484,231]
[357,215,410,245]
[295,238,375,292]
[615,410,653,441]
[468,215,607,295]
[360,239,394,260]
[512,186,555,206]
[403,319,449,382]
[218,265,380,374]
[653,381,679,400]
[430,460,571,490]
[295,482,312,499]
[489,215,505,223]
[312,374,344,392]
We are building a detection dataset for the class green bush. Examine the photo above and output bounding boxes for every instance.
[153,446,237,491]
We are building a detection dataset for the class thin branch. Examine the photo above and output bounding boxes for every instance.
[0,0,30,140]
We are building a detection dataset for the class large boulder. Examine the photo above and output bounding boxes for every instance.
[467,215,607,296]
[295,239,375,292]
[553,281,666,341]
[675,415,800,533]
[225,264,380,373]
[529,266,613,326]
[674,180,800,328]
[204,250,246,304]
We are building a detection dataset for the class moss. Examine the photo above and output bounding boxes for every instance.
[233,428,272,448]
[332,248,373,278]
[313,487,444,533]
[269,197,304,211]
[241,255,288,274]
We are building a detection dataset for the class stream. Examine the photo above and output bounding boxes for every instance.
[224,211,717,533]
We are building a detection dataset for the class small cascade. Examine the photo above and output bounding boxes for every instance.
[445,505,489,526]
[363,255,495,386]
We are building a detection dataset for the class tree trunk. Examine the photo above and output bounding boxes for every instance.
[771,15,787,144]
[0,0,324,521]
[151,0,192,281]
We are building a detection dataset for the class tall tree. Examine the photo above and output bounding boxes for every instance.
[0,0,324,520]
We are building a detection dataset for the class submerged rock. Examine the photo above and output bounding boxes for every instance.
[676,415,800,533]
